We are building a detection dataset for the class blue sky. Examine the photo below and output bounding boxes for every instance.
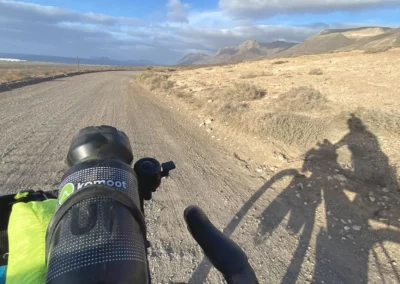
[22,0,218,18]
[0,0,399,64]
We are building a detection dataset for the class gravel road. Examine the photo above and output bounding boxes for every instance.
[0,72,399,283]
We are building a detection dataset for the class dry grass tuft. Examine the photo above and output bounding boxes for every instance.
[352,108,400,136]
[251,112,333,147]
[138,72,174,91]
[0,70,26,82]
[273,60,289,65]
[239,71,272,79]
[239,72,260,79]
[364,46,392,54]
[213,102,249,118]
[309,68,324,75]
[275,86,328,112]
[217,83,265,102]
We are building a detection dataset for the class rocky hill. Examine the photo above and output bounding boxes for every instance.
[277,27,399,56]
[178,40,296,65]
[178,26,400,65]
[177,53,211,65]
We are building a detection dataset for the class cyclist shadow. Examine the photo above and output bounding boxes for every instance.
[189,115,400,283]
[256,114,400,283]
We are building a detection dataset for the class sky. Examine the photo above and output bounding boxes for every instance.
[0,0,399,64]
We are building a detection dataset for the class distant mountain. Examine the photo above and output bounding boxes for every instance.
[177,53,211,65]
[0,53,154,66]
[178,40,296,65]
[276,27,399,57]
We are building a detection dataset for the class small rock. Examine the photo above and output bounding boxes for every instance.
[334,174,347,182]
[369,196,376,202]
[327,211,331,216]
[205,118,213,125]
[369,191,374,196]
[327,176,333,181]
[328,235,332,240]
[392,260,397,266]
[342,237,346,240]
[208,99,213,103]
[341,219,347,224]
[382,187,389,193]
[344,226,350,231]
[199,122,205,127]
[298,183,304,190]
[256,168,263,173]
[307,184,312,188]
[348,219,352,224]
[352,226,361,231]
[296,194,301,198]
[304,202,308,205]
[382,196,389,201]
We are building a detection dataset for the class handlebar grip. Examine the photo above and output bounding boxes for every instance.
[184,206,258,284]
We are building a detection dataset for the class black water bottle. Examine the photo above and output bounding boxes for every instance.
[46,126,148,284]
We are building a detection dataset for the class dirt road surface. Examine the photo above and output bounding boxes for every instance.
[0,72,398,283]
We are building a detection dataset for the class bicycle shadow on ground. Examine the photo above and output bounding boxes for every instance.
[189,115,400,283]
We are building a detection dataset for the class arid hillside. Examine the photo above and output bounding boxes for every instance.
[140,48,400,184]
[179,27,400,65]
[178,40,296,65]
[138,48,400,283]
[278,27,399,56]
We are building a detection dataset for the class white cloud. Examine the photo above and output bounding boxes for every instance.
[167,0,189,23]
[219,0,400,19]
[0,0,394,64]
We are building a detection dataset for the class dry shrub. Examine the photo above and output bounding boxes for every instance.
[239,72,259,79]
[173,91,204,108]
[273,60,289,65]
[275,86,328,112]
[214,102,249,118]
[364,46,392,54]
[0,70,25,82]
[175,91,186,99]
[216,83,265,102]
[139,72,174,91]
[352,108,400,136]
[183,94,205,109]
[239,71,271,79]
[251,112,333,147]
[309,68,323,75]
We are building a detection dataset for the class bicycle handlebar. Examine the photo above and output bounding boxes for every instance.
[184,206,259,284]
